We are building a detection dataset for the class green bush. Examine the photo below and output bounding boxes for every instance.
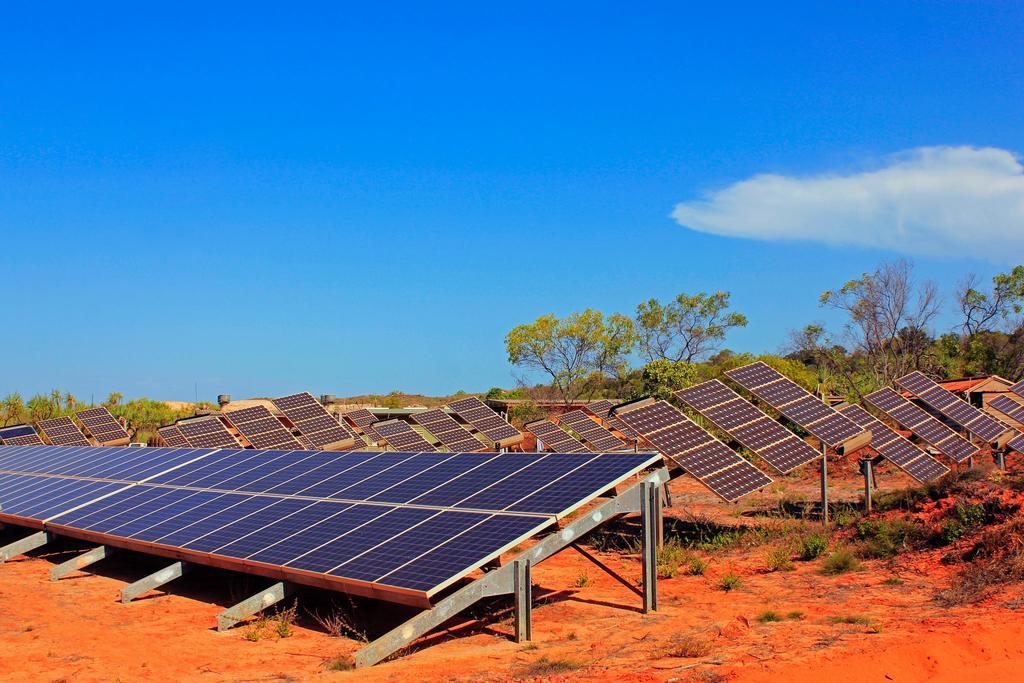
[757,610,783,623]
[855,517,923,559]
[765,546,794,572]
[821,549,862,575]
[799,533,828,560]
[719,572,742,591]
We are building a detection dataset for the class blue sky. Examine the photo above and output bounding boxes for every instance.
[2,2,1022,402]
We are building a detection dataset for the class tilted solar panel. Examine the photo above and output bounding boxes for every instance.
[837,404,949,483]
[526,419,589,453]
[612,398,772,502]
[0,424,45,446]
[37,416,91,447]
[989,395,1024,425]
[75,407,130,445]
[557,410,624,451]
[344,408,383,443]
[177,417,242,449]
[585,400,615,419]
[725,362,867,449]
[675,380,820,474]
[223,405,304,450]
[447,397,522,446]
[272,393,357,450]
[157,425,191,448]
[863,388,979,463]
[896,371,1009,443]
[1011,380,1024,400]
[411,409,487,452]
[373,420,437,452]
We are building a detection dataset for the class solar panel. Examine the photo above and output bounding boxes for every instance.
[272,393,357,450]
[585,400,615,419]
[675,380,820,474]
[863,388,979,463]
[373,420,437,451]
[989,395,1024,425]
[895,371,1010,443]
[157,425,191,448]
[344,408,383,443]
[2,444,659,604]
[1011,380,1024,400]
[557,410,625,451]
[223,405,305,450]
[447,397,522,446]
[37,416,92,447]
[0,424,45,446]
[75,407,130,445]
[837,404,949,483]
[411,409,487,453]
[177,417,242,449]
[725,362,867,449]
[612,398,772,501]
[526,419,589,453]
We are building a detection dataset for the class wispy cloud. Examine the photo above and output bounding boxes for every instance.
[672,146,1024,260]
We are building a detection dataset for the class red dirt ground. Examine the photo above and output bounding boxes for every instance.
[2,462,1024,682]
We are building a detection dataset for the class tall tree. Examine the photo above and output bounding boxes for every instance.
[635,291,747,363]
[956,266,1024,336]
[506,309,636,405]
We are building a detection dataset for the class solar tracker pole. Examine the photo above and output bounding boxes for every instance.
[820,443,829,527]
[862,460,873,514]
[997,450,1006,471]
[513,559,533,642]
[640,481,659,613]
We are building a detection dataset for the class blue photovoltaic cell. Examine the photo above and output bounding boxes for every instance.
[184,497,314,553]
[127,492,235,542]
[84,488,201,536]
[23,482,125,521]
[171,452,302,490]
[207,451,314,491]
[154,496,272,548]
[228,501,372,565]
[409,454,543,507]
[149,449,257,486]
[368,453,498,503]
[51,486,165,529]
[0,475,90,512]
[264,452,384,496]
[0,474,125,520]
[329,453,458,501]
[454,455,598,511]
[210,500,347,558]
[380,514,551,591]
[295,453,424,499]
[507,455,657,514]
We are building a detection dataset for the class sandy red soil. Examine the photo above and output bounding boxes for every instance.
[2,463,1024,682]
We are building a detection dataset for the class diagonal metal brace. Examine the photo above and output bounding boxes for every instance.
[0,531,52,563]
[51,545,115,581]
[121,561,191,603]
[216,581,295,631]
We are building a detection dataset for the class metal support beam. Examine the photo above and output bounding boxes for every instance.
[50,545,115,581]
[216,581,294,631]
[353,467,669,668]
[862,460,873,514]
[121,561,191,603]
[0,531,51,563]
[640,481,658,613]
[513,560,532,643]
[820,443,829,527]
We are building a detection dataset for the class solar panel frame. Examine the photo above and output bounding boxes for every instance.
[157,425,191,448]
[75,407,130,444]
[863,388,979,463]
[989,395,1024,424]
[1011,380,1024,400]
[895,371,1009,443]
[585,399,615,418]
[37,416,92,447]
[0,424,45,446]
[411,409,487,453]
[344,408,383,443]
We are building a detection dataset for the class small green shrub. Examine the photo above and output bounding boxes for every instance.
[518,656,586,677]
[821,549,862,575]
[829,614,872,625]
[719,572,742,591]
[686,555,708,576]
[786,610,804,620]
[799,533,828,560]
[882,577,904,586]
[574,572,592,588]
[664,634,711,658]
[325,655,355,671]
[757,610,783,623]
[855,518,923,559]
[765,546,794,572]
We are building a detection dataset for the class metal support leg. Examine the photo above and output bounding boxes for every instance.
[863,460,873,514]
[640,482,658,614]
[216,582,294,631]
[967,456,974,470]
[820,444,829,527]
[0,531,51,563]
[50,545,115,581]
[997,451,1006,471]
[513,560,532,643]
[121,561,191,603]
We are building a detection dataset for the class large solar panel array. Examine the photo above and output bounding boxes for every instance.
[526,419,589,453]
[725,362,867,449]
[272,393,357,450]
[0,444,659,603]
[447,397,521,446]
[157,425,191,448]
[411,409,487,453]
[838,404,949,482]
[863,388,979,463]
[896,371,1009,443]
[373,420,437,451]
[0,425,45,446]
[36,417,92,447]
[75,407,130,445]
[612,399,772,501]
[675,380,820,474]
[985,396,1024,453]
[223,406,304,450]
[176,417,241,449]
[557,410,624,451]
[344,408,383,443]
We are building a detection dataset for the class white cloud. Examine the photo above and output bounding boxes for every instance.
[672,146,1024,260]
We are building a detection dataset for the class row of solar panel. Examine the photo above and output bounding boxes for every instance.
[0,408,128,448]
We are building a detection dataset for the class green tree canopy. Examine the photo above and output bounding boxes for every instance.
[635,291,747,363]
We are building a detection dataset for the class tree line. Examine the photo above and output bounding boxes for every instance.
[505,259,1024,406]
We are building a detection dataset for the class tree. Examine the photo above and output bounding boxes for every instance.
[505,309,636,405]
[1,393,25,427]
[956,267,1024,336]
[636,359,697,401]
[820,259,941,386]
[635,291,747,363]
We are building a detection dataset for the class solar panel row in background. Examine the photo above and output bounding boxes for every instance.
[612,399,772,501]
[986,396,1024,453]
[675,380,820,474]
[896,371,1010,443]
[344,408,383,443]
[223,405,305,450]
[37,416,92,447]
[0,424,45,446]
[411,409,487,452]
[0,444,211,481]
[526,419,589,453]
[725,362,867,449]
[157,425,191,448]
[585,400,615,418]
[557,410,624,451]
[837,404,949,482]
[583,400,640,440]
[272,393,356,450]
[177,417,241,449]
[863,388,979,462]
[1010,380,1024,400]
[447,397,521,446]
[75,407,130,445]
[373,420,437,451]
